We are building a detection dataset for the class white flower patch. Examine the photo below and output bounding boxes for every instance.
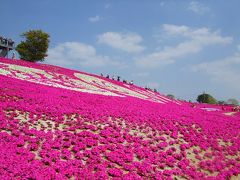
[0,62,121,96]
[0,68,11,76]
[5,63,44,79]
[0,62,178,104]
[74,73,150,100]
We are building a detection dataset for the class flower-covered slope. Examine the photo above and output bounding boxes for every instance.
[0,57,239,179]
[0,58,179,104]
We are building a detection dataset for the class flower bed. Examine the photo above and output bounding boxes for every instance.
[0,57,239,179]
[0,58,177,104]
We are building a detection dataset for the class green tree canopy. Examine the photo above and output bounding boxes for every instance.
[197,93,217,104]
[218,100,226,105]
[227,98,239,106]
[16,30,50,62]
[167,94,175,99]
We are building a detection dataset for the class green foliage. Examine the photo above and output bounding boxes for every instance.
[197,93,217,104]
[16,30,50,62]
[218,100,226,105]
[227,98,239,106]
[167,94,175,99]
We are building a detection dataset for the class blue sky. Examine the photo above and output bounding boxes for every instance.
[1,0,240,102]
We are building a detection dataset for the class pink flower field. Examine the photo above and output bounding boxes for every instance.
[0,57,239,179]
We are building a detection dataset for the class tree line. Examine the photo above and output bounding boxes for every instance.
[197,93,239,105]
[167,93,239,106]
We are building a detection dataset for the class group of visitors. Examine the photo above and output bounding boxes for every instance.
[100,73,134,85]
[144,86,158,93]
[0,36,15,47]
[100,73,161,91]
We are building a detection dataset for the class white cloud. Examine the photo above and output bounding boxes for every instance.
[188,1,210,15]
[46,42,119,67]
[136,24,232,68]
[191,53,240,91]
[88,15,102,22]
[98,32,145,53]
[162,24,232,45]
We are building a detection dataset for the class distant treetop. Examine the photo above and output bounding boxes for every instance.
[227,98,239,106]
[16,30,50,62]
[167,94,175,100]
[197,93,217,104]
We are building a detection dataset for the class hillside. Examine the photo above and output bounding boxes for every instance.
[0,57,239,179]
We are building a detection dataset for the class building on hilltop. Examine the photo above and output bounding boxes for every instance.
[0,35,15,58]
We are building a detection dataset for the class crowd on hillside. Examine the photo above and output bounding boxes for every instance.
[0,36,15,47]
[100,73,159,93]
[100,73,134,85]
[144,86,158,93]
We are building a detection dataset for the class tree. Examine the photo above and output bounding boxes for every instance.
[218,100,226,105]
[227,98,239,106]
[167,94,175,99]
[197,93,217,104]
[16,30,50,62]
